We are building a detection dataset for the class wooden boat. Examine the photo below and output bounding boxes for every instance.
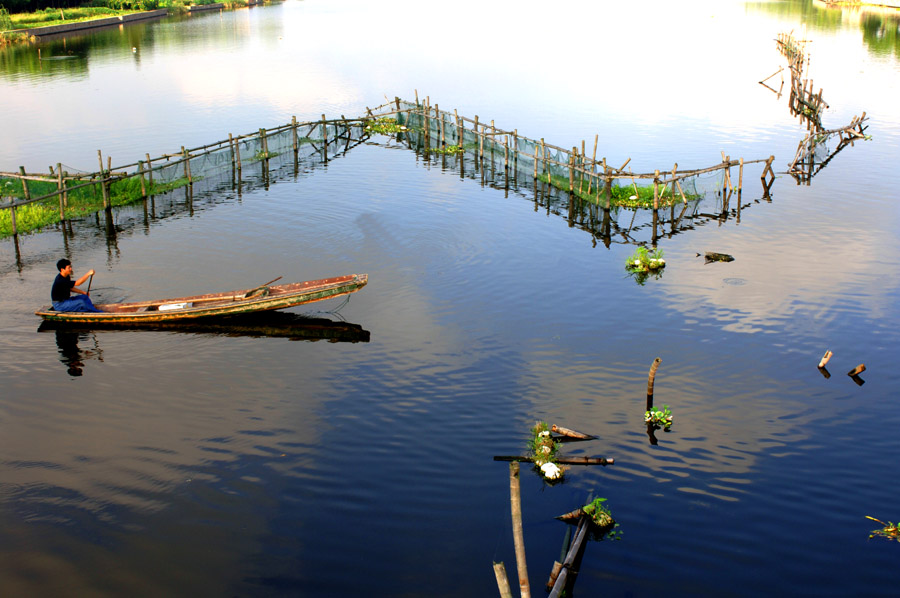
[35,274,368,323]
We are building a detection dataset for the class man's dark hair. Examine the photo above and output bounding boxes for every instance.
[57,258,71,271]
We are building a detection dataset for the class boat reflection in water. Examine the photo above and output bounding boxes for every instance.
[39,312,371,376]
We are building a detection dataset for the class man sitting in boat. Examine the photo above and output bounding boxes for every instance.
[51,259,103,312]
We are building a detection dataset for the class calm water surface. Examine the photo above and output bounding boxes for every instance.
[2,1,900,596]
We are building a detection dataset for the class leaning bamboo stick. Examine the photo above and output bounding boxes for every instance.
[494,563,514,598]
[509,462,531,598]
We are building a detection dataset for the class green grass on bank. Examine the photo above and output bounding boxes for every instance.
[5,7,137,30]
[1,1,254,37]
[1,175,189,237]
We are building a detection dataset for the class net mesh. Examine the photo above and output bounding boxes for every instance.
[3,101,751,246]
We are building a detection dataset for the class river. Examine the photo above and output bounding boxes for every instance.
[1,0,899,596]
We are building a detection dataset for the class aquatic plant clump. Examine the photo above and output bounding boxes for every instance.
[583,498,621,541]
[528,421,564,480]
[429,145,464,155]
[364,117,410,135]
[537,173,699,209]
[645,404,673,429]
[626,246,665,273]
[866,516,900,542]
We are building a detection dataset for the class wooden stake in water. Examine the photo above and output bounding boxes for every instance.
[146,152,154,190]
[182,146,192,184]
[18,166,31,202]
[509,462,531,598]
[494,563,513,598]
[138,161,146,198]
[647,357,662,411]
[97,151,109,209]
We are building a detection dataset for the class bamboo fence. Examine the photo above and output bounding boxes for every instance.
[2,96,775,241]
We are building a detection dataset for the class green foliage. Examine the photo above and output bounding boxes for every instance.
[528,421,564,481]
[364,117,410,135]
[645,404,673,429]
[8,6,123,28]
[866,516,900,542]
[625,246,665,273]
[429,145,463,155]
[1,7,13,31]
[1,174,189,237]
[537,172,698,209]
[582,498,622,540]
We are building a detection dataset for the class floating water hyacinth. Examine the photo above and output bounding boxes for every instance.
[540,462,562,480]
[528,421,565,480]
[645,404,673,429]
[626,246,666,273]
[866,516,900,542]
[364,117,409,135]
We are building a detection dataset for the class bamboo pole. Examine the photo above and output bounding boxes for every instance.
[474,115,480,160]
[848,364,866,377]
[504,136,509,171]
[494,563,514,598]
[260,128,269,160]
[437,103,445,147]
[322,114,328,162]
[588,134,598,195]
[493,456,614,465]
[509,462,531,598]
[18,166,31,202]
[7,196,17,236]
[579,140,586,193]
[533,147,539,179]
[56,163,65,220]
[97,151,109,209]
[647,357,661,411]
[146,153,153,189]
[569,150,575,192]
[61,167,69,209]
[138,161,146,198]
[291,115,298,154]
[548,515,589,598]
[653,170,659,210]
[182,146,192,184]
[235,136,243,174]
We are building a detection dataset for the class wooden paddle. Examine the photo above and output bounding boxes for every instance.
[86,273,94,296]
[243,276,283,298]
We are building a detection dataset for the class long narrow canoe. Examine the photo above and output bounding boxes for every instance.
[35,274,368,323]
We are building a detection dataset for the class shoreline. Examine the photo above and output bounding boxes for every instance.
[1,2,267,46]
[16,9,169,41]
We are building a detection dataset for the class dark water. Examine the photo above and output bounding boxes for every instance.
[2,1,900,596]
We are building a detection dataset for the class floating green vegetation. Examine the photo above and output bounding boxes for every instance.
[1,175,189,238]
[364,117,410,135]
[249,150,279,162]
[866,516,900,542]
[583,498,621,540]
[528,421,564,481]
[537,172,698,209]
[626,246,666,274]
[428,145,464,155]
[645,404,673,429]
